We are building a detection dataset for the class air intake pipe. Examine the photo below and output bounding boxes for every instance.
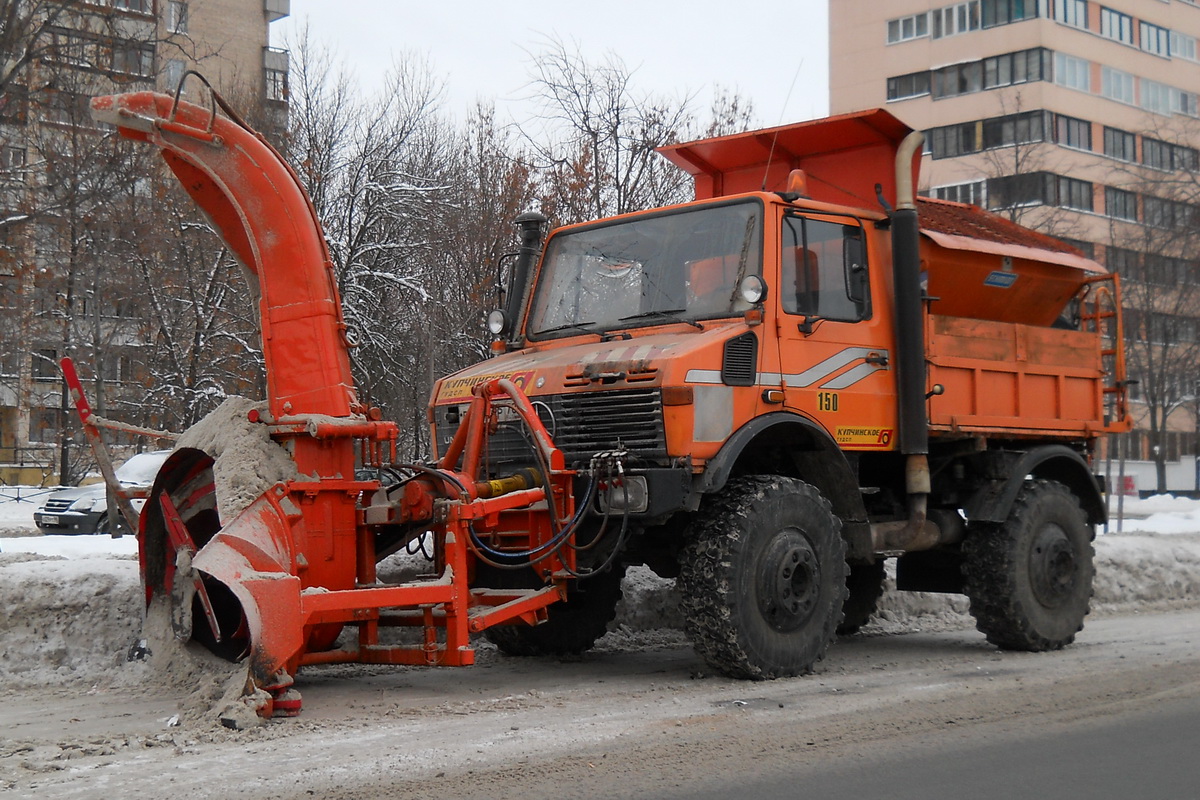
[873,130,937,554]
[504,211,547,342]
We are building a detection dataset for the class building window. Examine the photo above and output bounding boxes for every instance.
[987,172,1048,209]
[1055,0,1088,28]
[1105,187,1137,221]
[113,0,152,13]
[1054,53,1091,91]
[1100,8,1133,45]
[887,71,931,100]
[1140,22,1170,57]
[983,48,1047,88]
[0,84,28,125]
[1144,196,1193,229]
[1142,137,1172,170]
[932,181,986,206]
[887,13,929,43]
[933,61,983,98]
[1170,31,1198,62]
[165,59,185,92]
[1173,90,1199,118]
[167,1,188,34]
[982,0,1036,27]
[112,41,155,77]
[1141,80,1174,115]
[1060,238,1095,259]
[1105,246,1141,281]
[265,68,288,103]
[1,145,25,171]
[1054,176,1093,211]
[1100,66,1134,104]
[1054,114,1091,150]
[932,1,981,39]
[928,122,980,158]
[1103,127,1136,161]
[983,110,1047,149]
[33,349,59,381]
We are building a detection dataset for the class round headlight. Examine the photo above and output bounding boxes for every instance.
[738,274,768,304]
[486,309,509,336]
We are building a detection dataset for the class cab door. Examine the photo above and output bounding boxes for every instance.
[773,212,899,452]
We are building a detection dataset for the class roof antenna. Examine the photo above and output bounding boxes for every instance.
[761,58,805,192]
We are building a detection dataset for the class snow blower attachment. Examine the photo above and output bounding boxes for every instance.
[90,82,591,718]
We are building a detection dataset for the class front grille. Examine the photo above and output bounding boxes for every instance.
[42,498,75,513]
[442,389,667,472]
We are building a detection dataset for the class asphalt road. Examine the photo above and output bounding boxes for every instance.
[663,693,1200,800]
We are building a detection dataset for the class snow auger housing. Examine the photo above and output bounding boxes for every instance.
[91,86,595,717]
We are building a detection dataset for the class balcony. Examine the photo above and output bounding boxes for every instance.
[265,0,290,23]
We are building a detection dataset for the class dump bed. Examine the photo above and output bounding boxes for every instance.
[661,109,1129,440]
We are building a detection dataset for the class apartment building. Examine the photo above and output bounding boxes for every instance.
[0,0,290,484]
[830,0,1200,488]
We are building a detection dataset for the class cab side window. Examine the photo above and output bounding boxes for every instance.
[781,216,870,321]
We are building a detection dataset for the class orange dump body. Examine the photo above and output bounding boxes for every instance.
[658,109,1128,444]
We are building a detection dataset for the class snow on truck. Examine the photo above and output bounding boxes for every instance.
[87,87,1127,718]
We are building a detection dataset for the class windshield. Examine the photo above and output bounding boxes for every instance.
[527,201,762,338]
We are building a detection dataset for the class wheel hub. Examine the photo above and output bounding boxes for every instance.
[1029,523,1077,608]
[757,529,821,632]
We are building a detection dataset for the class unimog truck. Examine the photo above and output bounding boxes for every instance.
[430,108,1129,678]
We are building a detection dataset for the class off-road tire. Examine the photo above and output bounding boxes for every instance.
[484,565,625,656]
[678,476,848,680]
[837,560,886,636]
[962,480,1094,651]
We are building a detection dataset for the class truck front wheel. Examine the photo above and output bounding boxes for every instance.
[484,565,625,657]
[678,476,848,679]
[962,480,1094,651]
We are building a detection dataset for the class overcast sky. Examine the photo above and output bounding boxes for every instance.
[275,1,830,129]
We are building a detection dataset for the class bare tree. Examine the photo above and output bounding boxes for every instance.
[523,37,696,225]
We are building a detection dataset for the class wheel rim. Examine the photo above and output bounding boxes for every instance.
[1029,523,1077,608]
[756,527,821,633]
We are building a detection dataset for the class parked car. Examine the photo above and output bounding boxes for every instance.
[34,451,172,535]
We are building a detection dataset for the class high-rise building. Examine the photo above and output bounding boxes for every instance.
[0,0,290,484]
[830,0,1200,489]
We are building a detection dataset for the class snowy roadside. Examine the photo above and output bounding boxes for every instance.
[2,494,1199,693]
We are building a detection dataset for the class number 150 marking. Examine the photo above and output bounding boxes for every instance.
[817,391,839,412]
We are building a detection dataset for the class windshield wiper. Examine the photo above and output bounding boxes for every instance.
[535,321,603,336]
[618,308,703,329]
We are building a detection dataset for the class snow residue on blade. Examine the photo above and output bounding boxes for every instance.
[175,396,298,523]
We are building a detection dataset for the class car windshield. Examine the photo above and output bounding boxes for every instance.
[114,451,171,486]
[527,201,762,338]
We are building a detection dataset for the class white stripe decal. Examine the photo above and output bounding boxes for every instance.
[686,348,889,390]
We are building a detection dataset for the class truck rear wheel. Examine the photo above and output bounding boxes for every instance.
[484,565,625,657]
[962,480,1094,651]
[678,476,848,679]
[837,560,886,635]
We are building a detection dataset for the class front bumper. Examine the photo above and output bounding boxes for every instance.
[34,509,105,534]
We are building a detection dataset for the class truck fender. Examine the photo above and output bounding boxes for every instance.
[691,412,871,558]
[963,445,1106,526]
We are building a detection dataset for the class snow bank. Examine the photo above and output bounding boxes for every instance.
[0,554,143,686]
[2,499,1199,692]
